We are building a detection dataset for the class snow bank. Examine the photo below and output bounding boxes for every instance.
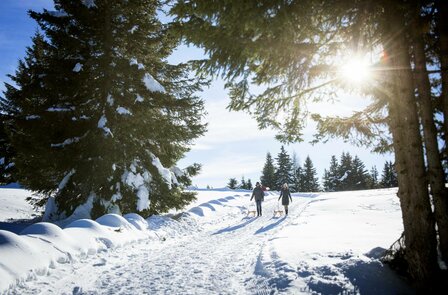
[0,213,150,293]
[1,187,412,294]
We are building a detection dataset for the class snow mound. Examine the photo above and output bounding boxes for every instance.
[65,218,103,230]
[20,222,64,237]
[124,213,148,230]
[96,214,134,230]
[0,230,29,248]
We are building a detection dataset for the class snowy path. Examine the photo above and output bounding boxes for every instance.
[10,194,311,295]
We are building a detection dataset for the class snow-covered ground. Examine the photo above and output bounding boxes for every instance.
[0,187,414,294]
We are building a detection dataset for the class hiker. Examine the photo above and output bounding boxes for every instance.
[278,183,292,215]
[250,182,265,217]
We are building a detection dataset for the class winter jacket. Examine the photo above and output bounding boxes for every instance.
[278,188,292,206]
[251,186,265,202]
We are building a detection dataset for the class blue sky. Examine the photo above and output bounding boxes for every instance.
[0,0,393,188]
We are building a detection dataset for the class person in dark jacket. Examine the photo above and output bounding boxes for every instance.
[250,182,265,217]
[278,183,292,215]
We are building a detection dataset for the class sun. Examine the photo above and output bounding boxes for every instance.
[339,57,371,84]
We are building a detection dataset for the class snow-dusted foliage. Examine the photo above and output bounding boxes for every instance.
[143,73,166,93]
[72,63,83,72]
[82,0,96,8]
[1,0,206,219]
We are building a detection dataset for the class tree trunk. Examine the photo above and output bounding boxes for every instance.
[436,0,448,144]
[381,5,439,287]
[412,15,448,264]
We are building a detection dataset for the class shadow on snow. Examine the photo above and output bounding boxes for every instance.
[254,216,287,235]
[212,217,258,235]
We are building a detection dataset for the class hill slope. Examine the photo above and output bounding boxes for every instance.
[0,188,413,294]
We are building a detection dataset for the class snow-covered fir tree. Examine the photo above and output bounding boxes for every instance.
[1,0,206,219]
[322,155,339,192]
[260,152,276,190]
[274,146,294,190]
[290,152,301,192]
[367,166,379,189]
[301,156,320,192]
[294,166,304,192]
[338,152,354,190]
[239,176,247,189]
[351,156,368,190]
[227,178,238,189]
[246,178,253,190]
[381,161,398,188]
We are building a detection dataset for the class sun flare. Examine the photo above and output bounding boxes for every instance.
[340,57,371,84]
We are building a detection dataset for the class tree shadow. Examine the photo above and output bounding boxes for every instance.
[0,217,41,234]
[254,216,286,235]
[339,256,415,295]
[297,249,415,295]
[212,217,257,235]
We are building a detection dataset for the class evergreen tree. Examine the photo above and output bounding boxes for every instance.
[246,178,253,190]
[301,156,320,192]
[274,146,294,190]
[0,114,15,185]
[294,166,304,192]
[290,152,300,192]
[171,0,444,283]
[323,155,340,192]
[1,0,206,219]
[239,176,247,189]
[338,152,354,190]
[227,178,238,189]
[260,152,276,190]
[351,156,369,190]
[367,166,379,189]
[381,161,398,188]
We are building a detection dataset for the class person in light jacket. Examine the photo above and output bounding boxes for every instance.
[250,182,265,217]
[278,183,292,215]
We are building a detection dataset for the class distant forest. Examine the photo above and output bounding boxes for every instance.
[226,146,397,192]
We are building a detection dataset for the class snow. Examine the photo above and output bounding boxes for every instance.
[51,137,82,148]
[58,169,75,190]
[121,164,152,211]
[0,187,414,294]
[152,155,174,189]
[135,94,144,102]
[116,106,132,115]
[143,73,166,93]
[136,186,150,211]
[107,94,114,106]
[48,10,68,17]
[0,189,41,222]
[82,0,96,8]
[129,25,138,34]
[97,114,112,136]
[72,63,83,72]
[25,115,40,120]
[46,107,74,112]
[0,157,4,165]
[339,171,349,181]
[130,58,145,70]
